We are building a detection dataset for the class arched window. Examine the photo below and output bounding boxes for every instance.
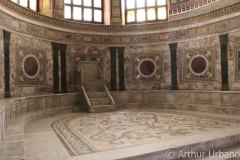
[11,0,38,11]
[64,0,103,23]
[124,0,168,24]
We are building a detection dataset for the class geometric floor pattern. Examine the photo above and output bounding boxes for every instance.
[51,110,240,156]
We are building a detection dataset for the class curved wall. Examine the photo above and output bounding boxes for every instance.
[1,1,240,97]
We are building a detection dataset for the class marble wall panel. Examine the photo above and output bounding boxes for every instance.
[121,92,143,103]
[228,31,240,90]
[111,92,144,104]
[0,29,4,98]
[0,27,240,96]
[10,100,22,118]
[196,93,212,105]
[210,92,222,106]
[221,94,240,106]
[15,45,47,86]
[177,36,221,90]
[175,92,195,104]
[143,92,167,103]
[111,91,240,110]
[165,93,176,103]
[124,45,171,90]
[60,93,82,107]
[229,94,240,107]
[0,107,6,142]
[20,99,29,113]
[45,96,61,108]
[26,98,43,111]
[10,34,53,96]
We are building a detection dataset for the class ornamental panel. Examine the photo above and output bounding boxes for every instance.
[16,46,47,86]
[182,48,215,82]
[132,53,164,83]
[235,42,240,81]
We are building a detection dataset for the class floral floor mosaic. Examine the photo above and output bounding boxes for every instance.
[51,110,240,156]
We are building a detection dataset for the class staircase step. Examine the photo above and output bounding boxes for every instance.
[88,92,108,99]
[84,84,105,91]
[90,98,112,106]
[89,105,116,113]
[82,79,103,84]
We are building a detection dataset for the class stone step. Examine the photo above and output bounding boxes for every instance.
[90,98,112,106]
[88,92,108,99]
[89,105,116,113]
[82,79,103,84]
[84,84,105,91]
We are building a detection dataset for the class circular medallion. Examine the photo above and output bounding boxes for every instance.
[22,54,40,79]
[189,55,208,76]
[138,58,157,78]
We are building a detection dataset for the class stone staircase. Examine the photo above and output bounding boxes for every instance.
[81,79,116,113]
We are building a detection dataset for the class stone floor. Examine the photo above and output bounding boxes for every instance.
[25,109,240,160]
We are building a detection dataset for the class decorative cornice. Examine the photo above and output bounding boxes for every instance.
[1,1,240,46]
[0,0,240,32]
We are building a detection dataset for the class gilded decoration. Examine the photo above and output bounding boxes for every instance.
[133,54,164,83]
[51,110,240,156]
[235,42,240,81]
[16,46,47,86]
[182,48,215,82]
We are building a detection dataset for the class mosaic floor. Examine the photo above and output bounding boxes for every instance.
[51,110,240,156]
[24,109,240,160]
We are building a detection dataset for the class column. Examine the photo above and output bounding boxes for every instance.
[3,30,11,98]
[169,43,178,90]
[110,47,117,91]
[118,47,125,91]
[52,42,60,94]
[60,43,67,93]
[220,34,229,91]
